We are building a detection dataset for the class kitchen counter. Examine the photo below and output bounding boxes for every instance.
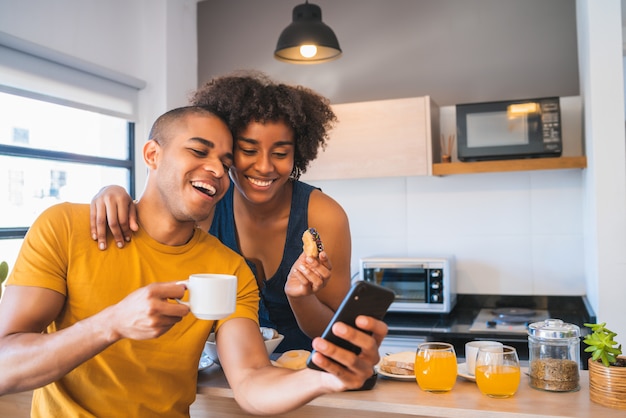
[2,365,623,417]
[190,364,626,418]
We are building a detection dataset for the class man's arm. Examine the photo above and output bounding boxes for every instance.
[218,315,387,415]
[0,282,190,395]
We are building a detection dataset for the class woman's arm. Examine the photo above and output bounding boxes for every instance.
[90,185,138,250]
[285,190,352,338]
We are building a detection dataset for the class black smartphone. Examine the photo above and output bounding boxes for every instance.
[306,280,395,371]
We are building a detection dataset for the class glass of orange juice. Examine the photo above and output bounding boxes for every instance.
[414,342,457,392]
[475,345,521,398]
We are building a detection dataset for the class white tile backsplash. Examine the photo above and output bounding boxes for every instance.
[306,169,584,296]
[310,177,408,238]
[531,234,585,294]
[449,234,534,294]
[530,170,584,234]
[406,173,532,236]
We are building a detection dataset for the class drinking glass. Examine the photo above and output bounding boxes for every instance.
[414,342,457,393]
[475,345,521,398]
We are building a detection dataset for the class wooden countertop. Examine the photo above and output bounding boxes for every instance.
[192,366,624,418]
[2,367,624,417]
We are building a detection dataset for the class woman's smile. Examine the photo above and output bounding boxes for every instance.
[246,176,275,188]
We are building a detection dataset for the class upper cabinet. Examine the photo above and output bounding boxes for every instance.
[301,96,439,181]
[301,96,585,181]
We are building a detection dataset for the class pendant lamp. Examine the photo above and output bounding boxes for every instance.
[274,1,342,64]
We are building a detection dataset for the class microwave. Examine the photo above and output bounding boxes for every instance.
[456,97,562,161]
[359,257,456,314]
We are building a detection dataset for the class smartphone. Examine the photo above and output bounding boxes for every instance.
[306,280,395,371]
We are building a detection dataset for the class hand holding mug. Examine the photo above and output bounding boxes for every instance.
[176,274,237,320]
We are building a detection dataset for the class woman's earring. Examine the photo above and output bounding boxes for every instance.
[289,166,301,181]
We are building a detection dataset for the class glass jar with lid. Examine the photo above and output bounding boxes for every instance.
[527,318,580,392]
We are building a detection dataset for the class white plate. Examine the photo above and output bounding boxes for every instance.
[376,363,477,382]
[198,354,215,371]
[375,366,415,381]
[457,362,475,382]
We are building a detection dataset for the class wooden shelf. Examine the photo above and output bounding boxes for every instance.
[432,156,587,176]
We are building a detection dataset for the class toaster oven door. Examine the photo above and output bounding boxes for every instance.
[362,267,429,304]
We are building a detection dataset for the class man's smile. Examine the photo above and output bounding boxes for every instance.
[191,181,217,196]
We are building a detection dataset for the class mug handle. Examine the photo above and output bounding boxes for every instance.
[175,280,190,306]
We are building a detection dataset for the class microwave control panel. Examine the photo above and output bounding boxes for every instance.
[540,98,561,145]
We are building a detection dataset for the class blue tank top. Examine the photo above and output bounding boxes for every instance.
[209,180,318,352]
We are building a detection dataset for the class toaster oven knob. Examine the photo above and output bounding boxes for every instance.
[431,281,441,290]
[431,294,440,303]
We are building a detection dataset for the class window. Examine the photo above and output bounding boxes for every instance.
[0,91,134,276]
[0,32,144,272]
[0,91,134,237]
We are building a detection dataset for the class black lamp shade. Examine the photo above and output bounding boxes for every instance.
[274,2,342,64]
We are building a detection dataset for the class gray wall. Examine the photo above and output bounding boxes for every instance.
[197,0,579,106]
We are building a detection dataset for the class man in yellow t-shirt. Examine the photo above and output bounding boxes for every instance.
[0,106,388,417]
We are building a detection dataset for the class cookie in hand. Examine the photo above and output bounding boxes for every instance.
[301,228,324,257]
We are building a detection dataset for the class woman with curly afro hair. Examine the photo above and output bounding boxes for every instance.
[90,70,355,353]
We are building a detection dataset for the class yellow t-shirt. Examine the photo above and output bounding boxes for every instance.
[7,203,259,417]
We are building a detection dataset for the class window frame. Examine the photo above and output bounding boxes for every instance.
[0,99,136,240]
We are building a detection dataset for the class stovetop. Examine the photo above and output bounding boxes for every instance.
[469,307,551,334]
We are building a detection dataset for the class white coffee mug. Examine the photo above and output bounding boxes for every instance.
[176,273,237,320]
[465,340,503,376]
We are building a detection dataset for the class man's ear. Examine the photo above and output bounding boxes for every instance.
[143,139,160,169]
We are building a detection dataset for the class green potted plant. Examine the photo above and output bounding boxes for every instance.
[0,260,8,298]
[584,322,626,410]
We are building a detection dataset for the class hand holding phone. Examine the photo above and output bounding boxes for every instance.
[306,281,395,371]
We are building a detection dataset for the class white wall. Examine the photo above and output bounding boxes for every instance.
[577,0,626,342]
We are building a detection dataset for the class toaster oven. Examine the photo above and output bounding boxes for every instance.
[359,257,456,313]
